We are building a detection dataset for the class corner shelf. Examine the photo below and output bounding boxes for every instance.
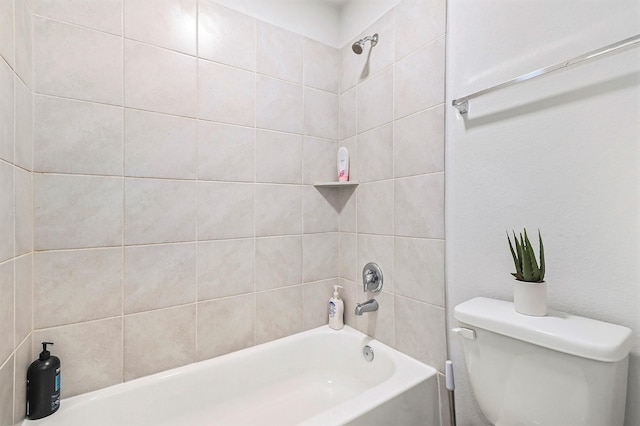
[313,181,359,188]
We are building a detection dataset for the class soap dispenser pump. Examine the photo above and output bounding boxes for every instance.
[328,285,344,330]
[27,342,61,420]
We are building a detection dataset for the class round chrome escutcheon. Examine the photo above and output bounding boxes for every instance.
[363,345,374,362]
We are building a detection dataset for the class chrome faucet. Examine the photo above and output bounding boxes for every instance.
[355,299,379,316]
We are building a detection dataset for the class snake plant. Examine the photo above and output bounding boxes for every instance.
[507,229,545,282]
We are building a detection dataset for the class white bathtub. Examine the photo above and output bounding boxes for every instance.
[24,325,441,426]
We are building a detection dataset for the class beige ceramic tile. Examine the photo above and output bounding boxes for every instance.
[198,60,255,126]
[198,1,255,71]
[34,95,123,175]
[124,39,197,117]
[14,337,31,424]
[357,66,393,133]
[257,21,303,83]
[197,294,254,360]
[339,87,356,140]
[14,77,32,171]
[33,318,123,397]
[124,243,196,314]
[254,184,302,237]
[0,353,14,426]
[302,137,337,185]
[197,182,254,240]
[0,162,13,262]
[14,0,32,87]
[124,305,195,381]
[0,261,14,364]
[357,123,393,183]
[197,239,254,300]
[339,232,357,282]
[303,186,339,234]
[35,0,123,35]
[304,88,338,140]
[303,38,339,93]
[256,286,303,344]
[394,105,445,177]
[34,174,123,250]
[33,248,122,328]
[197,121,254,182]
[338,182,357,233]
[124,178,196,245]
[0,58,13,163]
[395,237,445,306]
[357,180,393,235]
[255,130,302,184]
[395,0,446,60]
[255,236,302,291]
[394,173,445,239]
[302,233,339,283]
[0,0,14,68]
[256,75,303,134]
[34,17,123,105]
[395,295,447,368]
[14,254,32,343]
[125,109,197,179]
[124,0,196,55]
[14,167,32,256]
[394,37,445,119]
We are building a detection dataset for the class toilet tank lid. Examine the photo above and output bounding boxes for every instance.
[454,297,633,362]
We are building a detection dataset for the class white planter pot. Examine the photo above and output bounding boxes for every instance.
[513,281,547,316]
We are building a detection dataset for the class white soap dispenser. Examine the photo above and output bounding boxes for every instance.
[328,285,344,330]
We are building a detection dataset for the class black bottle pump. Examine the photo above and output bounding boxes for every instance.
[26,342,61,420]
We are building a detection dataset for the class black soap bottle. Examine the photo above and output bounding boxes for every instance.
[26,342,61,420]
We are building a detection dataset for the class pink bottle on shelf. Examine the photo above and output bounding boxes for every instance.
[337,147,349,182]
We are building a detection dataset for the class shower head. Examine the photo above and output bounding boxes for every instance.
[352,33,378,55]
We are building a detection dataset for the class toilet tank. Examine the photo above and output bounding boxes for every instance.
[453,297,633,426]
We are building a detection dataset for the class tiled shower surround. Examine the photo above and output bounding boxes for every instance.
[0,0,445,422]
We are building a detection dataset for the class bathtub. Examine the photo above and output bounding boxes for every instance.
[24,325,441,426]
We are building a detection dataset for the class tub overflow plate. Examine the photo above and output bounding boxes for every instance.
[363,345,374,362]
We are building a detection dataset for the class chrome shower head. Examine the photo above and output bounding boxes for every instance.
[352,33,378,55]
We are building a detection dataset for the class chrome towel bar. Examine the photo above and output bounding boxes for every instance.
[452,33,640,115]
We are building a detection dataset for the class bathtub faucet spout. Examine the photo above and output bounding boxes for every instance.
[355,299,378,316]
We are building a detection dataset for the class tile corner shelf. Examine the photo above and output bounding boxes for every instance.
[313,181,359,188]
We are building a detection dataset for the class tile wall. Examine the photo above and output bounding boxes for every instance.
[337,0,447,371]
[0,0,446,423]
[27,0,340,404]
[0,0,34,424]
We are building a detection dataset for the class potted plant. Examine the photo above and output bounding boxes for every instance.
[507,229,546,316]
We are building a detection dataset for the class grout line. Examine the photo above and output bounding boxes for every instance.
[120,0,125,385]
[194,0,199,362]
[252,15,258,347]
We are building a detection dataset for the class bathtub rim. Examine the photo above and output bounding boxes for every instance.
[23,325,439,425]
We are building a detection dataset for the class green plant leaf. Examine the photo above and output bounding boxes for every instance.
[520,231,533,281]
[513,231,523,276]
[507,232,522,279]
[538,229,545,281]
[524,229,541,281]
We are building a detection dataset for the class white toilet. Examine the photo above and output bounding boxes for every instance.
[453,297,633,426]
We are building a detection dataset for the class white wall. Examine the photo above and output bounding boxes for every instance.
[446,1,640,425]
